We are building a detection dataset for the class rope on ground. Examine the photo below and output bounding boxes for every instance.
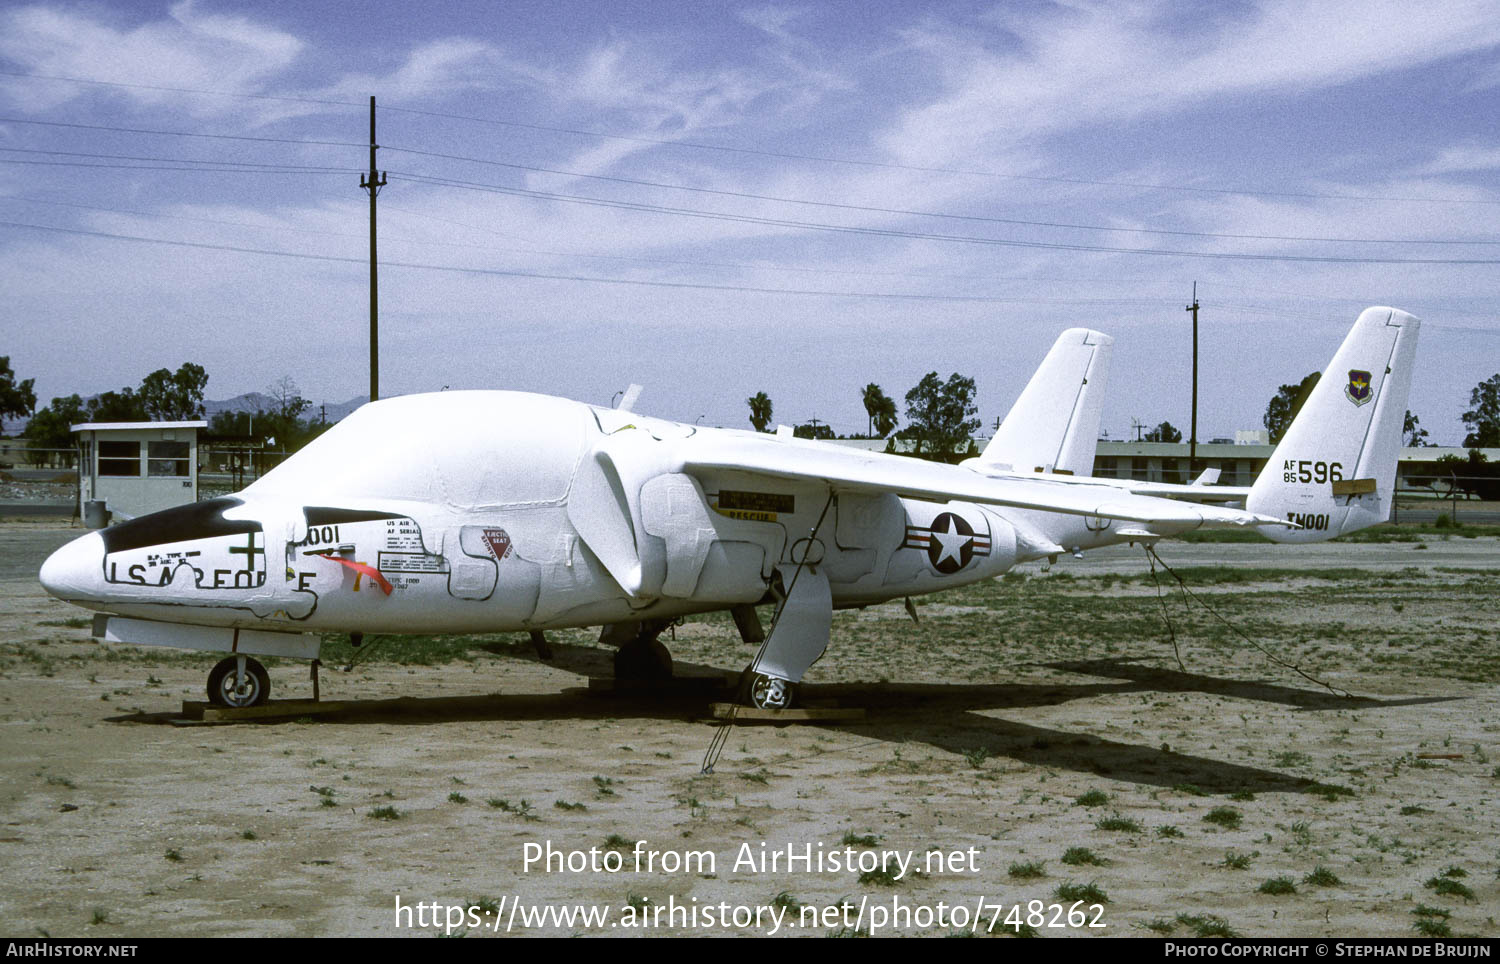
[1144,544,1354,699]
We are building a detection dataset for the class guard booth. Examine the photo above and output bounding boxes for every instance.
[73,421,207,522]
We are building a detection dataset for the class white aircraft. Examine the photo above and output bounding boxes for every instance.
[39,307,1418,709]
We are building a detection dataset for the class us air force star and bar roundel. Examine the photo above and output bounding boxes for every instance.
[902,512,992,574]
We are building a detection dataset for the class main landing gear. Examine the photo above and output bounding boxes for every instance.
[602,561,833,710]
[602,619,676,681]
[207,655,270,708]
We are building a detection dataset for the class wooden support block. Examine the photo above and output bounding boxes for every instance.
[587,676,733,694]
[180,693,503,723]
[707,703,865,723]
[183,699,350,722]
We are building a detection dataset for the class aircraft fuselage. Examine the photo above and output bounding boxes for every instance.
[42,391,1139,637]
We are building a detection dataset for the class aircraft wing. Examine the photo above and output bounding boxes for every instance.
[963,463,1255,504]
[674,434,1286,530]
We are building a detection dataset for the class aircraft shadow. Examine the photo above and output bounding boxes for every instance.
[103,642,1403,796]
[1043,657,1463,711]
[837,706,1311,795]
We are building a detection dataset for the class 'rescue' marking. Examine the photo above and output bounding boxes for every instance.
[712,490,787,523]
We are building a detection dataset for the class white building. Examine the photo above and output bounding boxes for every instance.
[73,420,207,521]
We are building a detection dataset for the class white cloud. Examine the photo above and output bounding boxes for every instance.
[1416,144,1500,176]
[321,38,506,101]
[877,0,1500,170]
[0,1,303,115]
[3,1,1497,439]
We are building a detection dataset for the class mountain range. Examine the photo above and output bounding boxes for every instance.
[203,393,368,426]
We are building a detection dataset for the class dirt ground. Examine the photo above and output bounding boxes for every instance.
[1,521,1497,938]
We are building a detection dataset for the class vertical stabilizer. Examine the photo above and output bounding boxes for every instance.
[1248,307,1420,542]
[979,328,1112,475]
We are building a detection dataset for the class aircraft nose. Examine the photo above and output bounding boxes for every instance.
[39,531,106,602]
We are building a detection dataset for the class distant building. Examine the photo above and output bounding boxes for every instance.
[1093,441,1497,489]
[1093,440,1270,485]
[73,420,207,520]
[0,436,28,467]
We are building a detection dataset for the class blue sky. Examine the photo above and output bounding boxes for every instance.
[2,0,1498,443]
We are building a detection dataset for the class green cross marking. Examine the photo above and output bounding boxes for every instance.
[228,532,264,572]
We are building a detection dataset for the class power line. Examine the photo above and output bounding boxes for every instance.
[0,218,1195,305]
[0,193,393,244]
[379,204,1188,284]
[4,218,1495,333]
[16,128,1492,246]
[0,69,360,110]
[0,157,352,175]
[388,170,1500,265]
[380,102,1500,208]
[4,153,1496,264]
[0,115,362,147]
[383,144,1500,246]
[0,192,1187,286]
[2,69,1485,208]
[1197,281,1500,324]
[0,145,356,171]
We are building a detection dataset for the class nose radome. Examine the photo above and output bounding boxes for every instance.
[39,531,105,602]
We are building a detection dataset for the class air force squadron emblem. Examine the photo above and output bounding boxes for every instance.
[1345,369,1373,407]
[902,512,991,574]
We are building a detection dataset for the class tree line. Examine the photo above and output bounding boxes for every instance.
[739,366,1500,465]
[0,357,325,462]
[4,355,1499,473]
[746,373,981,462]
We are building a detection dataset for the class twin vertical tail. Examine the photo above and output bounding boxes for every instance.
[1248,307,1420,543]
[977,328,1113,475]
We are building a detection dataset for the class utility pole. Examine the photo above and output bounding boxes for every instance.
[360,96,386,403]
[1185,282,1199,477]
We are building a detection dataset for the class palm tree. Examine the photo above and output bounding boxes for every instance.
[747,391,773,433]
[861,383,881,437]
[862,383,897,438]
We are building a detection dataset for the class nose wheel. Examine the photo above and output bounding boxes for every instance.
[738,668,798,709]
[207,656,270,708]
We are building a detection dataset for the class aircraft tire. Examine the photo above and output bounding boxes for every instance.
[613,638,673,681]
[207,656,271,708]
[738,668,797,710]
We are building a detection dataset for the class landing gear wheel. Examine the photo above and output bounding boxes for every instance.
[207,656,270,708]
[738,668,798,709]
[613,639,674,681]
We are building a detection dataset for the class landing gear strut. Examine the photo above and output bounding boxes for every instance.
[207,655,270,708]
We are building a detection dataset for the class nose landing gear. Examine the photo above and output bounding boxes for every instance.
[738,668,797,709]
[207,655,270,708]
